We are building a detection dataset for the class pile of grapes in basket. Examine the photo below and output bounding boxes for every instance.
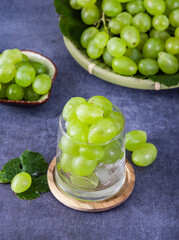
[70,0,179,76]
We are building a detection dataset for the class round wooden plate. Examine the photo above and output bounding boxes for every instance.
[47,157,135,212]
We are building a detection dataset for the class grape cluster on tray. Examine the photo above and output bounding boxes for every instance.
[70,0,179,77]
[0,49,52,101]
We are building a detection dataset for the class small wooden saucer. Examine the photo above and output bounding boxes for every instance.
[47,158,135,212]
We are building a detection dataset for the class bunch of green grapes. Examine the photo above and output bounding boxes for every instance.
[70,0,179,76]
[58,96,125,179]
[0,49,52,101]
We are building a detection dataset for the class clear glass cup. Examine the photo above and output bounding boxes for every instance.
[54,104,126,201]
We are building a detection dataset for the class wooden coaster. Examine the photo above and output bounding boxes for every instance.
[47,157,135,212]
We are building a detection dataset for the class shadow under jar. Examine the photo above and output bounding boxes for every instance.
[55,105,126,201]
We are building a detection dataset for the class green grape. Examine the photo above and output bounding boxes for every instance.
[112,56,137,76]
[102,0,123,17]
[116,12,132,30]
[88,95,113,116]
[144,0,165,15]
[169,9,179,27]
[15,64,36,87]
[59,135,79,156]
[121,26,140,48]
[31,62,48,75]
[0,49,22,65]
[132,13,151,33]
[108,111,124,134]
[80,27,99,48]
[24,85,40,101]
[0,63,16,83]
[77,0,96,7]
[11,172,32,193]
[103,48,114,67]
[158,52,178,74]
[126,0,145,15]
[125,48,143,64]
[70,0,82,9]
[126,130,147,151]
[175,27,179,38]
[165,37,179,55]
[142,38,165,59]
[6,84,24,101]
[138,58,159,76]
[21,54,29,62]
[60,153,73,172]
[176,54,179,62]
[0,83,8,98]
[108,18,122,35]
[15,62,31,69]
[81,5,99,25]
[32,74,51,94]
[149,30,170,42]
[94,31,109,48]
[87,40,104,59]
[152,15,169,31]
[72,156,97,176]
[107,37,126,57]
[62,97,86,122]
[79,145,104,161]
[88,118,118,144]
[70,172,99,189]
[76,103,104,124]
[67,119,89,143]
[165,0,179,16]
[136,33,148,51]
[132,143,157,166]
[102,141,123,164]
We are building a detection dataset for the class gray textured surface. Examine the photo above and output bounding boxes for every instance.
[0,1,179,240]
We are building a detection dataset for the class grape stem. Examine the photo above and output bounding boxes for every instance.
[94,12,108,33]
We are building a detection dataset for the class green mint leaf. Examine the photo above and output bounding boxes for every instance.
[149,72,179,87]
[0,158,21,183]
[20,150,48,176]
[17,175,49,200]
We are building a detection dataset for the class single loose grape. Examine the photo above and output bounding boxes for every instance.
[79,145,104,161]
[126,0,145,15]
[125,48,143,64]
[88,118,118,144]
[81,5,99,25]
[77,0,96,7]
[24,85,40,101]
[87,40,104,59]
[103,48,114,67]
[67,119,89,143]
[108,111,124,134]
[62,97,86,122]
[32,74,51,94]
[11,172,32,193]
[60,153,73,173]
[121,26,140,48]
[80,27,99,48]
[165,37,179,55]
[136,33,148,51]
[169,9,179,27]
[109,18,122,35]
[132,13,151,33]
[0,49,22,65]
[102,141,123,164]
[70,0,82,9]
[6,84,24,101]
[126,130,147,151]
[107,37,126,57]
[143,38,165,59]
[31,62,48,75]
[102,0,123,17]
[132,143,157,166]
[138,58,159,76]
[15,64,36,87]
[149,30,170,42]
[158,52,178,74]
[59,135,79,156]
[94,31,109,48]
[116,12,132,30]
[175,27,179,38]
[144,0,166,15]
[72,156,97,176]
[152,15,169,31]
[88,95,113,116]
[112,56,137,76]
[0,63,16,83]
[76,103,104,124]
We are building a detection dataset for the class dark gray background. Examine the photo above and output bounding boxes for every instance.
[0,1,179,239]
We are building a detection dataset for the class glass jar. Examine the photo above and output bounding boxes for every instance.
[54,104,126,201]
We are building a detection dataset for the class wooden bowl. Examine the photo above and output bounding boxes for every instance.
[64,37,179,90]
[0,50,57,105]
